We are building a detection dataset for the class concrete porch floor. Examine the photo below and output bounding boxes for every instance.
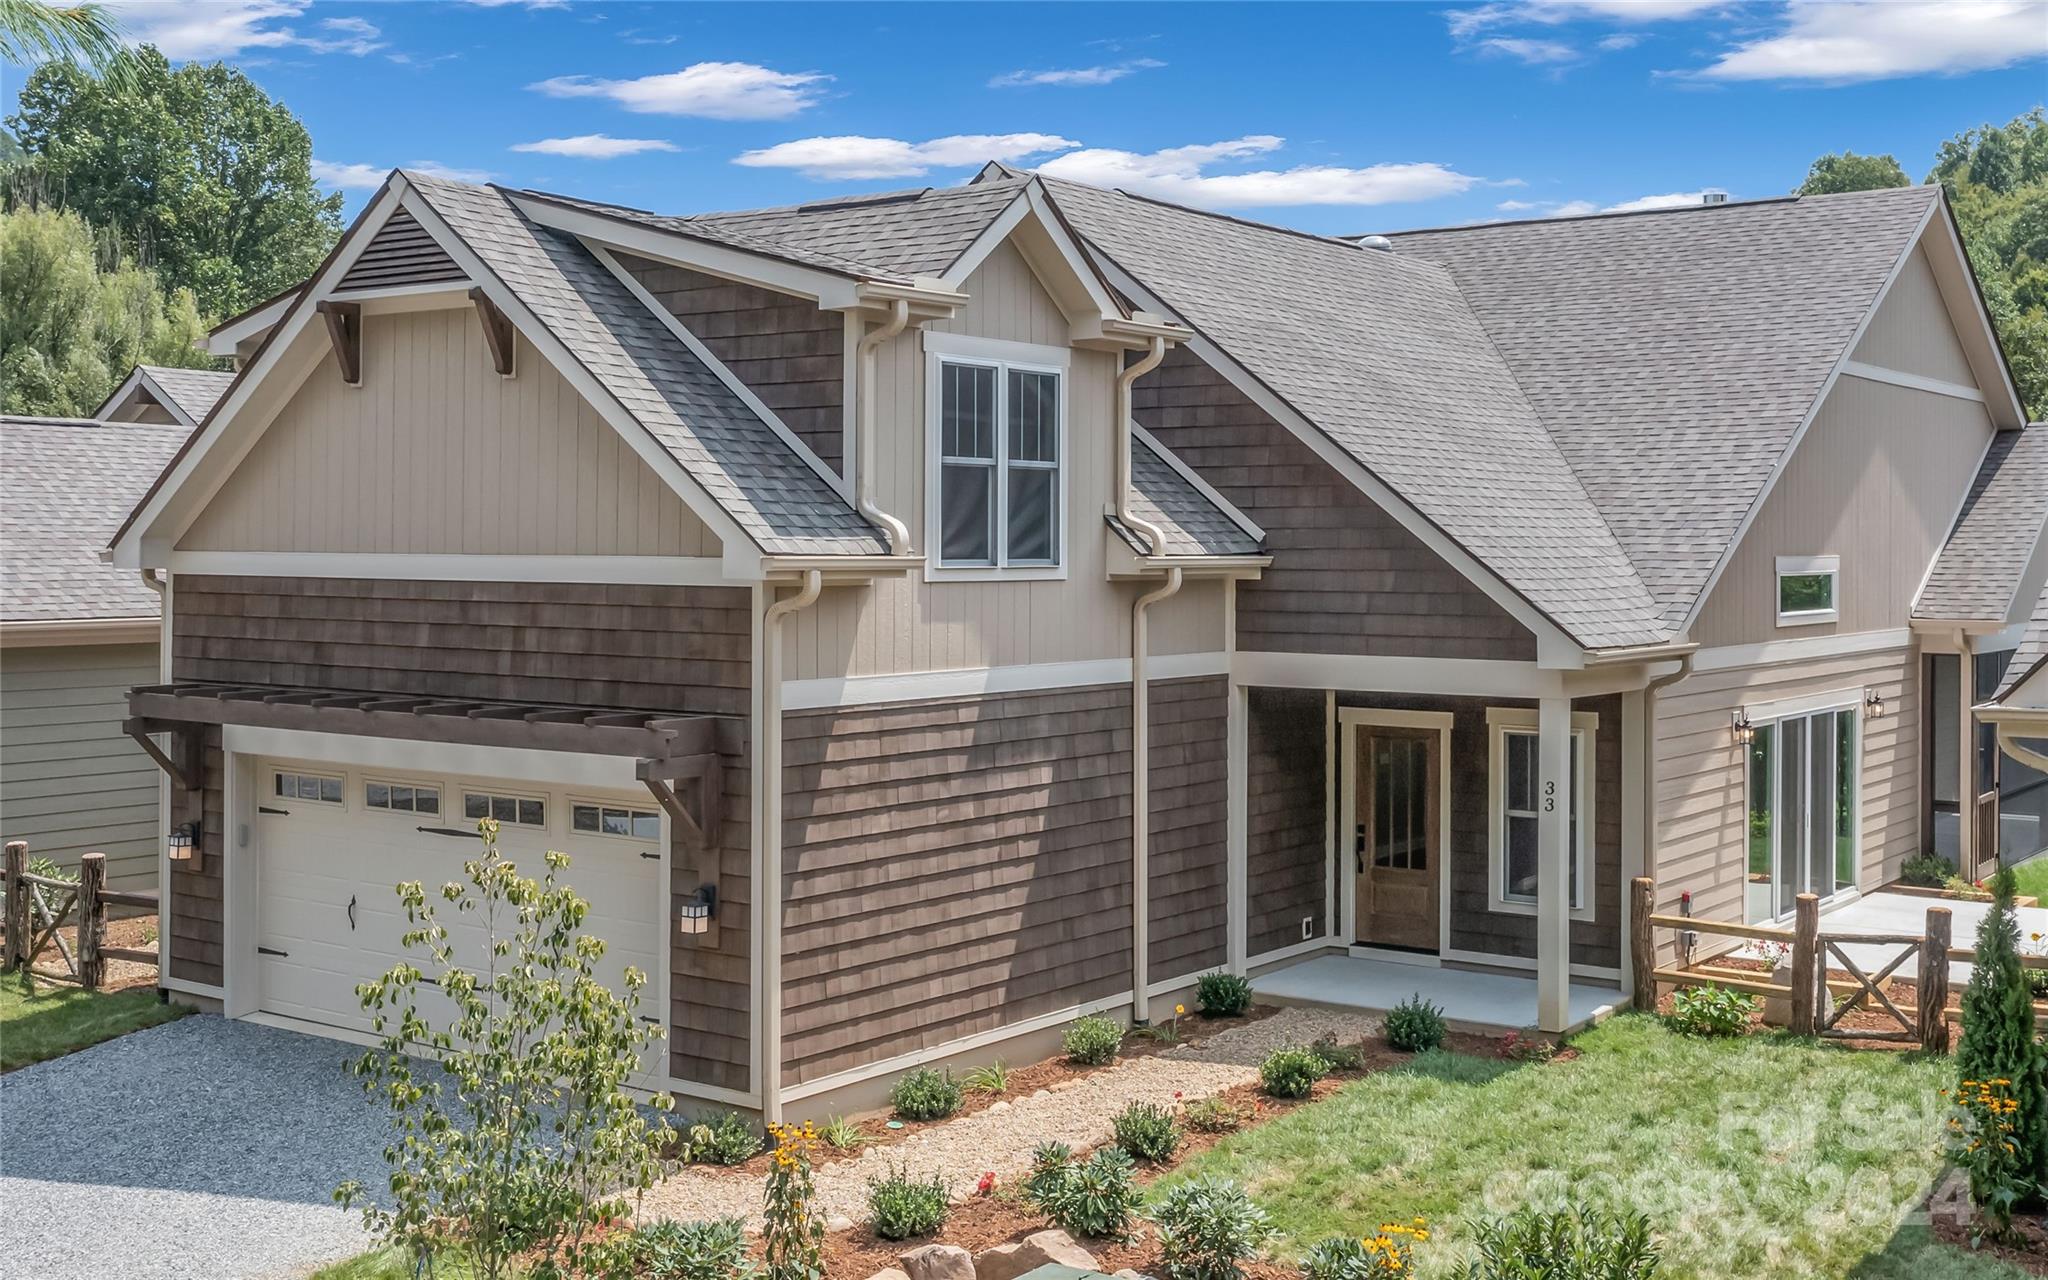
[1253,954,1625,1034]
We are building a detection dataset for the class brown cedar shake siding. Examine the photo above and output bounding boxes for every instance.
[1246,687,1328,959]
[168,575,754,1088]
[1148,675,1229,979]
[1133,346,1534,661]
[619,254,846,475]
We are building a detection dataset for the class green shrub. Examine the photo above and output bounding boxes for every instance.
[1064,1014,1124,1066]
[1023,1144,1141,1239]
[684,1111,762,1166]
[867,1164,948,1241]
[1183,1096,1248,1134]
[1258,1046,1327,1099]
[818,1114,865,1151]
[1384,994,1448,1052]
[630,1217,756,1280]
[1901,852,1957,888]
[1195,970,1254,1018]
[1664,985,1757,1038]
[1451,1203,1658,1278]
[1302,1231,1422,1280]
[1957,866,2048,1201]
[1308,1034,1366,1073]
[889,1067,964,1121]
[1147,1176,1274,1280]
[1111,1100,1182,1163]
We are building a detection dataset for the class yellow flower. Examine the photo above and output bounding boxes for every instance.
[1175,1004,1186,1016]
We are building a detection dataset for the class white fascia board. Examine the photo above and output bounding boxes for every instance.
[206,292,295,356]
[2005,520,2048,628]
[108,181,413,569]
[1129,421,1267,542]
[95,365,200,427]
[941,186,1129,331]
[508,192,866,311]
[1079,246,1587,663]
[938,189,1032,289]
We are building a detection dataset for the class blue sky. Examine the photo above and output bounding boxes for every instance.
[25,1,2048,235]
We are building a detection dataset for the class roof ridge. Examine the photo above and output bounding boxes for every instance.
[1378,183,1937,240]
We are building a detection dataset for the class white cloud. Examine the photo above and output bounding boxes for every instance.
[1693,0,2047,83]
[1598,32,1644,50]
[530,62,828,120]
[458,0,568,8]
[1550,199,1601,216]
[734,133,1079,181]
[408,161,495,184]
[1601,190,1716,212]
[1497,199,1541,211]
[1479,37,1580,64]
[303,15,384,56]
[511,134,679,159]
[1448,0,1722,36]
[1037,136,1484,209]
[990,58,1165,87]
[311,159,491,191]
[105,2,398,59]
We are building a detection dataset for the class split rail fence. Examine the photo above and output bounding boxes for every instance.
[0,841,159,990]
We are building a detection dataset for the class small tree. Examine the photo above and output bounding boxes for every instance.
[336,817,674,1280]
[1955,864,2048,1198]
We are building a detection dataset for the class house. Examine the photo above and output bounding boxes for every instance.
[104,165,2043,1121]
[3,413,193,894]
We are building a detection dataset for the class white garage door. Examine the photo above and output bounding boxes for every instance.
[255,758,666,1043]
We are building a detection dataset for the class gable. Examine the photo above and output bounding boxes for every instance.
[336,207,468,293]
[1853,243,1976,388]
[928,239,1072,346]
[178,305,716,557]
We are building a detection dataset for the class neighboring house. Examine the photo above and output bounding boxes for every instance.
[3,414,192,893]
[95,365,237,429]
[105,166,2043,1122]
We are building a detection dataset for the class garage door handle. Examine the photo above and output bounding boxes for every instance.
[416,826,472,838]
[258,806,289,816]
[257,946,289,957]
[639,1015,661,1025]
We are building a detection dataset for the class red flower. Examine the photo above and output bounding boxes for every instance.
[976,1171,996,1196]
[1173,1091,1183,1100]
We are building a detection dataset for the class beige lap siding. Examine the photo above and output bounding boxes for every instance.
[779,685,1137,1086]
[167,576,754,1087]
[1246,688,1329,958]
[1147,676,1230,981]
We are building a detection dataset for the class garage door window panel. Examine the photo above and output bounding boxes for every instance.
[365,780,441,815]
[275,770,343,806]
[464,790,546,828]
[571,801,661,841]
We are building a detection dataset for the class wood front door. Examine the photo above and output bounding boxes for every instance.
[1355,727,1442,953]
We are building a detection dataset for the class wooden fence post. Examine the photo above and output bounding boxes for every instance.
[1631,877,1656,1011]
[77,852,105,992]
[3,841,26,972]
[1920,905,1952,1054]
[1791,892,1820,1036]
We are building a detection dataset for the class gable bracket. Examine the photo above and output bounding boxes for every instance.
[638,753,723,851]
[315,300,362,386]
[123,717,205,824]
[469,286,516,377]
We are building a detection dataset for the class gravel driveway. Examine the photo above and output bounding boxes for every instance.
[0,1015,389,1280]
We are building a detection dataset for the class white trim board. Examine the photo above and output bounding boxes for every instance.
[167,552,737,586]
[1842,361,1986,402]
[1232,651,1566,699]
[781,652,1229,710]
[1690,627,1912,674]
[221,725,643,789]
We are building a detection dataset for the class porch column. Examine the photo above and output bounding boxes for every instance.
[1537,693,1573,1032]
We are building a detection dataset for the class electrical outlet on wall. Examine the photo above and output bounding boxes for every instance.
[1301,915,1316,941]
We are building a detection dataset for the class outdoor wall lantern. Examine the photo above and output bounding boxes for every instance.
[676,883,717,937]
[167,821,202,872]
[1864,687,1886,719]
[1731,709,1755,747]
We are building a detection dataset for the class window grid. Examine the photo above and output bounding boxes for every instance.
[464,791,546,828]
[571,802,663,842]
[365,779,441,816]
[274,770,343,805]
[1498,729,1585,910]
[935,356,1060,570]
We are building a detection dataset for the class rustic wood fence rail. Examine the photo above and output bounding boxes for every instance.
[1,841,159,991]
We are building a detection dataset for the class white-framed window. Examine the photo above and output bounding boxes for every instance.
[1775,555,1840,627]
[463,789,546,829]
[365,779,441,816]
[1485,707,1598,921]
[925,334,1067,579]
[1741,691,1861,925]
[571,800,662,841]
[273,769,343,806]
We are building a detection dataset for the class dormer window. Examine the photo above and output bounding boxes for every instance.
[926,334,1066,578]
[1775,555,1840,627]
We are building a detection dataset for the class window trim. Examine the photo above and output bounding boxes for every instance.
[363,776,443,817]
[568,797,666,844]
[272,768,345,809]
[923,333,1070,583]
[1775,555,1840,628]
[1484,707,1599,922]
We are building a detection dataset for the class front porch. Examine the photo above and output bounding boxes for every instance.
[1254,954,1624,1034]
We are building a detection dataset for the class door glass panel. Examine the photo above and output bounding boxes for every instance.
[1746,724,1776,924]
[1835,708,1856,891]
[1778,717,1807,919]
[1808,711,1836,898]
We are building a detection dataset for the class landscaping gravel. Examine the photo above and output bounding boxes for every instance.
[636,1006,1382,1227]
[0,1015,388,1280]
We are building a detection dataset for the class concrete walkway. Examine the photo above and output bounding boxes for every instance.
[1743,889,2048,984]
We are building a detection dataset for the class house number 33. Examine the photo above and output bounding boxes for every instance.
[1543,780,1557,812]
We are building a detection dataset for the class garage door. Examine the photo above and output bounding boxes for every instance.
[255,758,666,1043]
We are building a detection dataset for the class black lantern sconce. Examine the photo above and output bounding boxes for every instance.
[1731,708,1755,747]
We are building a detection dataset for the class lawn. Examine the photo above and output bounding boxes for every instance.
[2005,853,2048,903]
[0,969,190,1071]
[310,1248,481,1280]
[1159,1014,2031,1279]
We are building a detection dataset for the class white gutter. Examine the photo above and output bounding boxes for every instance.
[1114,337,1170,557]
[854,300,913,555]
[759,568,823,1122]
[1129,565,1183,1025]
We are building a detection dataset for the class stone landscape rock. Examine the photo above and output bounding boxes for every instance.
[826,1213,856,1233]
[865,1269,911,1280]
[973,1229,1098,1280]
[899,1243,976,1280]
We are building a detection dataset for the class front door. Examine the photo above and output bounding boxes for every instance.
[1355,727,1441,952]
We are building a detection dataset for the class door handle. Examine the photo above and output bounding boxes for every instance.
[347,894,356,931]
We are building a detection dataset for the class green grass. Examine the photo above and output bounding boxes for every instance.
[2003,853,2048,903]
[0,970,189,1071]
[309,1248,485,1280]
[1157,1014,2030,1279]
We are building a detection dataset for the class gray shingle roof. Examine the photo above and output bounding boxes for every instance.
[3,416,184,623]
[1387,187,1941,632]
[138,365,235,424]
[1111,435,1264,558]
[1036,176,1666,650]
[1918,426,2048,622]
[404,171,886,556]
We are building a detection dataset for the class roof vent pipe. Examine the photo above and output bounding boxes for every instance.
[1701,190,1729,206]
[1113,336,1171,557]
[1356,235,1395,252]
[854,299,913,554]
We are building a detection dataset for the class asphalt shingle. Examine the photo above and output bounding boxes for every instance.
[1918,425,2048,623]
[3,416,184,623]
[137,366,235,425]
[1111,434,1264,558]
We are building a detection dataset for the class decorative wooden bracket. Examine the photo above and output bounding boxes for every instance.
[638,754,722,851]
[315,300,362,385]
[469,286,516,377]
[123,717,205,824]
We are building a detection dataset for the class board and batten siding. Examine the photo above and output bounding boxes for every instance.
[618,255,847,475]
[168,576,753,1087]
[1650,644,1919,944]
[1133,346,1535,661]
[179,308,716,558]
[0,644,162,895]
[778,239,1226,681]
[1148,675,1229,980]
[1851,245,1978,388]
[1245,687,1328,959]
[778,683,1137,1085]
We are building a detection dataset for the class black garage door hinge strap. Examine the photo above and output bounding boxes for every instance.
[257,945,289,957]
[258,806,289,816]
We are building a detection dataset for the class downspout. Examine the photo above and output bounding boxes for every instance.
[1130,565,1183,1026]
[760,569,822,1123]
[1638,653,1694,977]
[854,300,912,554]
[1115,337,1170,556]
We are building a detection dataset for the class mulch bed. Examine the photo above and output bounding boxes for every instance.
[1666,956,1962,1051]
[1930,1206,2048,1275]
[19,912,159,993]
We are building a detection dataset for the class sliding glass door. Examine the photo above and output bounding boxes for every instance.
[1746,705,1858,924]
